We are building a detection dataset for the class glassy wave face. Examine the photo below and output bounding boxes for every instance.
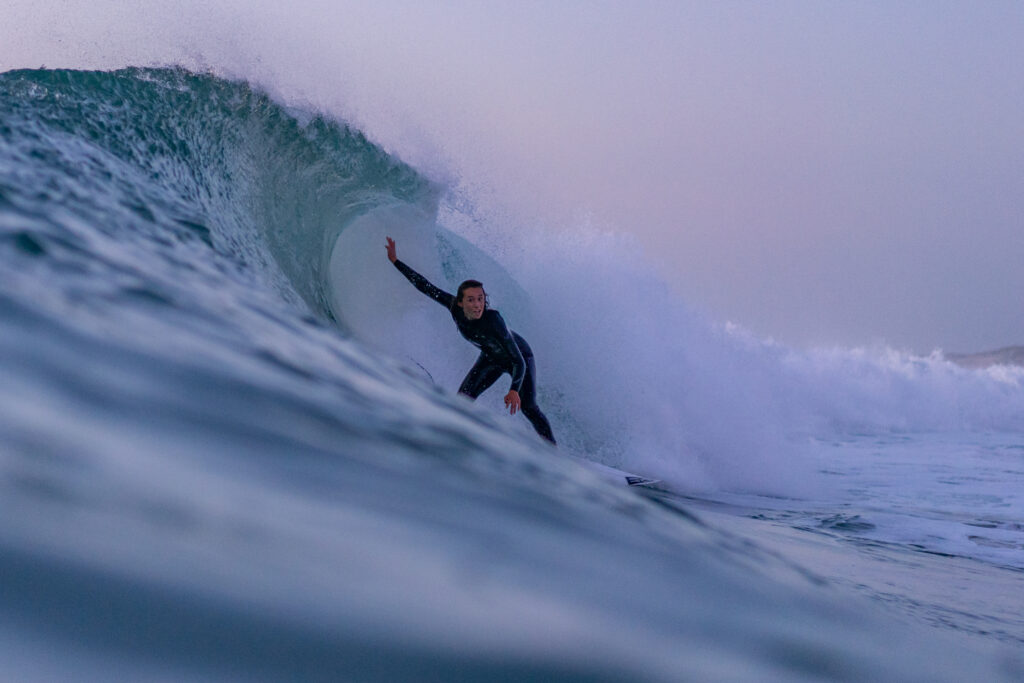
[0,68,1019,681]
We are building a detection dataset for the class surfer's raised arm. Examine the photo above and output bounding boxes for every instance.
[386,236,455,309]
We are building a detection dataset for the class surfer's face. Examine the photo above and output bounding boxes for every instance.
[457,287,486,320]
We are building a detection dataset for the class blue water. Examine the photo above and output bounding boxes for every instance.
[1,67,1022,681]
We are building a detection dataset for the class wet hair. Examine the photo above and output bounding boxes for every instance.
[454,279,488,312]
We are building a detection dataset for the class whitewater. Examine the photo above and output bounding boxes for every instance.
[1,67,1022,681]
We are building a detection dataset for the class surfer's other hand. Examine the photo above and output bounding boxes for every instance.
[385,236,397,263]
[504,390,521,415]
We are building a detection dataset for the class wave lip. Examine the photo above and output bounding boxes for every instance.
[0,66,437,322]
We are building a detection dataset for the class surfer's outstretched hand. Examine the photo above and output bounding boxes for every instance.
[504,390,521,415]
[385,236,397,263]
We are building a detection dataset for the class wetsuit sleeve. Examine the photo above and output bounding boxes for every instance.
[486,311,527,393]
[393,259,455,309]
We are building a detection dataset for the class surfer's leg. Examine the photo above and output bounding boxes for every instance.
[457,355,504,399]
[519,356,556,444]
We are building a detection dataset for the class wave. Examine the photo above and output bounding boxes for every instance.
[2,66,1022,681]
[3,65,1023,496]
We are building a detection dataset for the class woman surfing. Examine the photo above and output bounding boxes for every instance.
[386,237,556,444]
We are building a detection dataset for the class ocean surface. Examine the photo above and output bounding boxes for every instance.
[1,67,1022,681]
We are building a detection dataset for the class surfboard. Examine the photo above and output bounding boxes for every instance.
[569,456,663,488]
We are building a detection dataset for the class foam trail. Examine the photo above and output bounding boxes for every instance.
[429,217,1024,495]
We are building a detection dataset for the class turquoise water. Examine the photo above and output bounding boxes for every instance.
[1,67,1021,681]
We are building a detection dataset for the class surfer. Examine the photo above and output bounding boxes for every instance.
[385,236,556,444]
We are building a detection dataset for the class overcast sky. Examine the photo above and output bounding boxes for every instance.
[4,1,1022,352]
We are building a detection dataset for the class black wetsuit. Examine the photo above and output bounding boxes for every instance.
[393,259,556,443]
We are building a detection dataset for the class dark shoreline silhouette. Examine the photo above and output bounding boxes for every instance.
[946,346,1024,369]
